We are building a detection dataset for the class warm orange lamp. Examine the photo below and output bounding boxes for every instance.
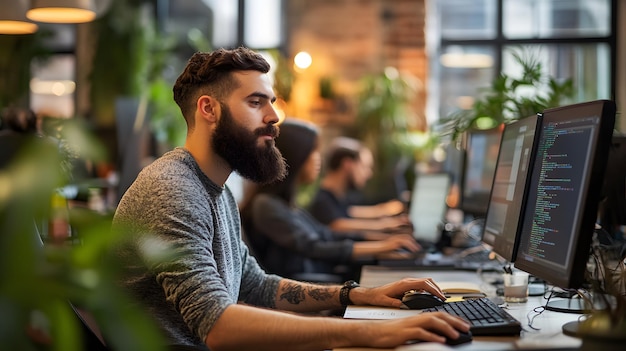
[27,0,96,24]
[0,0,38,34]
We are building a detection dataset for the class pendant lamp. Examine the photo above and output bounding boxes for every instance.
[27,0,96,24]
[0,0,38,34]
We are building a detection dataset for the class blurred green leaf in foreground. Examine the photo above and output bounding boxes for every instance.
[0,118,168,351]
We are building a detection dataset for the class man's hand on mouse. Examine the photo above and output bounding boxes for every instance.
[348,277,446,309]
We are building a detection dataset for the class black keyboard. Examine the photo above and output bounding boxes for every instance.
[423,298,521,336]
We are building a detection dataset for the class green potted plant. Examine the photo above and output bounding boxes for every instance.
[0,119,171,350]
[354,67,425,202]
[437,48,575,142]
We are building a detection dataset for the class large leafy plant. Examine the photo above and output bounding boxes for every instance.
[354,67,426,201]
[437,48,574,141]
[0,120,170,351]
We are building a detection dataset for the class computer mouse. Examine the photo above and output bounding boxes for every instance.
[401,290,445,309]
[445,330,473,345]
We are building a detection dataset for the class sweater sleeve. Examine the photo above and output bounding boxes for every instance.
[113,151,280,345]
[251,194,353,263]
[238,241,282,308]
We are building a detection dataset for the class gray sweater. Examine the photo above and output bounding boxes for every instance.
[112,148,281,348]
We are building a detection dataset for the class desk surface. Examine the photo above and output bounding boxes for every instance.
[336,266,583,351]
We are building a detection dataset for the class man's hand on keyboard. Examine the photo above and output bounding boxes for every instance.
[357,312,471,347]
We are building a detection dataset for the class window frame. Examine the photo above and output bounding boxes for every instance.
[431,0,618,122]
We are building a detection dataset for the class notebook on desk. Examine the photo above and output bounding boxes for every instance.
[438,281,482,294]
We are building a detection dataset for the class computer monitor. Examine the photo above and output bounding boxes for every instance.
[460,126,503,218]
[514,100,616,312]
[440,141,465,209]
[481,114,542,262]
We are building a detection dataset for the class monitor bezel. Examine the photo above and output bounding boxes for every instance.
[514,100,616,289]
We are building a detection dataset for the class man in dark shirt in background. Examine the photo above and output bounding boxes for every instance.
[310,137,411,235]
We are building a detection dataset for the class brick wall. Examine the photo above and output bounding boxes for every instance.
[285,0,427,131]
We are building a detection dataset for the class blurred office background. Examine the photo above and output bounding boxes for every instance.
[1,2,624,349]
[0,0,624,206]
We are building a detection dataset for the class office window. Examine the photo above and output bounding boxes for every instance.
[438,45,496,119]
[503,0,611,38]
[29,23,76,118]
[427,0,616,124]
[199,0,239,49]
[439,0,497,39]
[30,54,76,118]
[502,44,611,102]
[244,0,283,49]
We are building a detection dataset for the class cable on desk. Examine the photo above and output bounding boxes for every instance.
[543,287,582,300]
[526,305,546,331]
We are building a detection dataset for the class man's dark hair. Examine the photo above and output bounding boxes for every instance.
[172,47,271,124]
[326,137,363,171]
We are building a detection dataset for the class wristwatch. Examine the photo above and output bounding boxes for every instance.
[340,280,360,306]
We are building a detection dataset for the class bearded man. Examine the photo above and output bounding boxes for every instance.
[112,47,468,351]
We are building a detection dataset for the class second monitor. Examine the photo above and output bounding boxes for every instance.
[481,114,542,262]
[514,100,616,298]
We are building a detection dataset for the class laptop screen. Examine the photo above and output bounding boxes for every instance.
[408,173,451,244]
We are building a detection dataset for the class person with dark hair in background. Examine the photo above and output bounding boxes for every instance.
[309,136,411,233]
[241,119,420,282]
[0,106,38,134]
[0,107,41,169]
[112,47,469,351]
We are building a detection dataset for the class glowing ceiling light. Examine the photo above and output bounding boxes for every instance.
[0,0,38,34]
[294,51,312,70]
[27,0,96,24]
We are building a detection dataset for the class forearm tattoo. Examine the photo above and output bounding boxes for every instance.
[279,281,336,305]
[280,283,306,304]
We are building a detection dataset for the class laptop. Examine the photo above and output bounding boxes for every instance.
[408,172,451,246]
[378,173,462,268]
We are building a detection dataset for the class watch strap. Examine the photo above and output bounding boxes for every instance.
[340,280,359,306]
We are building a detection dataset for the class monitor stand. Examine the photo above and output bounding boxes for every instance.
[545,299,586,314]
[545,290,608,314]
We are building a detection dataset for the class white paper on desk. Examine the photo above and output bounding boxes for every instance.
[343,306,420,319]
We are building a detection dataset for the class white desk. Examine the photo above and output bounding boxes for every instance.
[336,266,583,351]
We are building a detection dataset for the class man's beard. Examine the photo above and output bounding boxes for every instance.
[212,103,287,184]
